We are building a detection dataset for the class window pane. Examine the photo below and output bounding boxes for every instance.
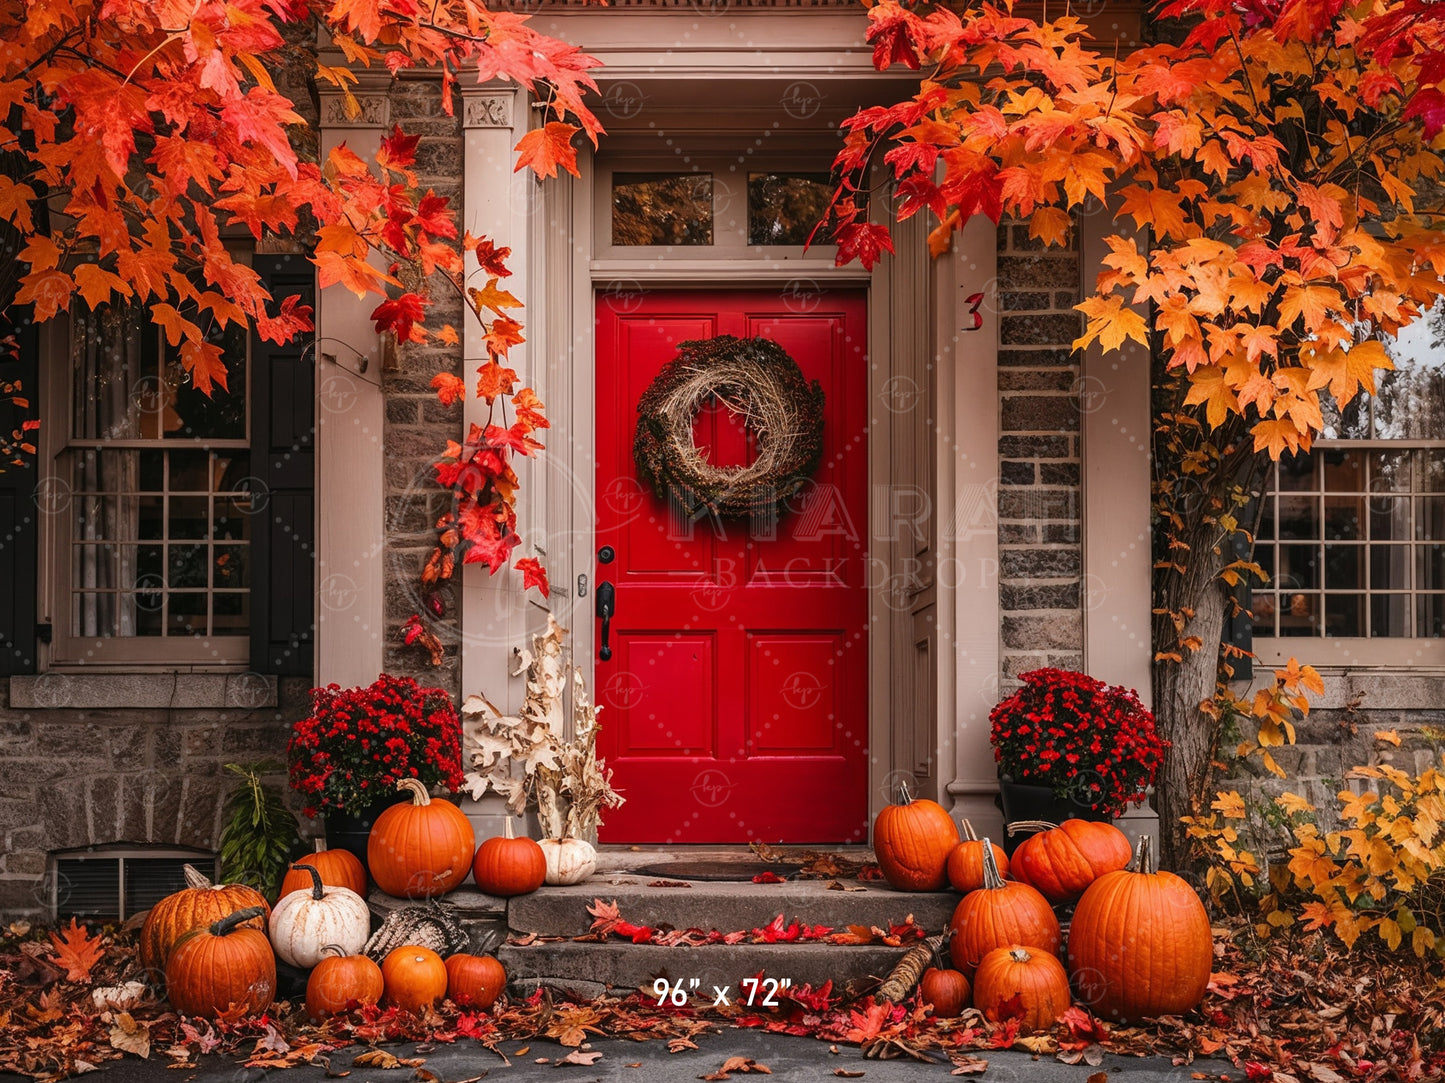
[213,592,249,636]
[165,323,247,440]
[1370,544,1410,590]
[168,545,208,588]
[1324,545,1363,589]
[1421,451,1445,492]
[612,173,713,246]
[1324,593,1364,636]
[1369,496,1410,541]
[214,546,248,588]
[169,450,211,492]
[1418,594,1445,638]
[1418,545,1445,591]
[167,594,207,636]
[139,449,164,491]
[1277,544,1320,590]
[1376,313,1445,439]
[1279,592,1320,635]
[1277,498,1318,540]
[1372,594,1409,637]
[169,496,210,540]
[1417,496,1445,541]
[747,172,834,246]
[1368,450,1412,494]
[1322,449,1364,492]
[1324,496,1363,540]
[1277,452,1316,491]
[1251,593,1279,636]
[71,306,149,441]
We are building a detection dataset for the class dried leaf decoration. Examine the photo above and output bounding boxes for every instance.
[47,918,104,983]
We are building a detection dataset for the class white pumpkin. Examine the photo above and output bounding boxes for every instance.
[269,863,370,968]
[538,836,597,885]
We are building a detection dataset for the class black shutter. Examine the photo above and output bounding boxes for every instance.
[1224,529,1254,683]
[0,308,39,675]
[249,254,316,675]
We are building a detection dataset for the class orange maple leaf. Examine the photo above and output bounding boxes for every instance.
[513,122,580,179]
[475,360,519,404]
[48,917,104,982]
[468,277,523,317]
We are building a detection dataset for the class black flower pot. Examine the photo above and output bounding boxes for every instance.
[996,776,1112,857]
[321,791,410,882]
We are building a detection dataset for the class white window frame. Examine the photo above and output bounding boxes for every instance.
[38,303,254,671]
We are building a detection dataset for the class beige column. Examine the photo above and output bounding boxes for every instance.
[314,84,390,688]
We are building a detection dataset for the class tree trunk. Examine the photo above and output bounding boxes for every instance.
[1152,515,1231,870]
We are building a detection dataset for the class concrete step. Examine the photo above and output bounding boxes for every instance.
[507,879,958,937]
[496,940,909,996]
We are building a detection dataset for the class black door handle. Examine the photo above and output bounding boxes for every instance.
[596,580,616,661]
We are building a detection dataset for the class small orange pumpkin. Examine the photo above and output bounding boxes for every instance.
[305,944,384,1021]
[919,966,970,1016]
[165,906,277,1019]
[444,953,507,1009]
[381,945,449,1014]
[280,840,368,899]
[872,781,960,892]
[973,945,1072,1033]
[1008,819,1132,904]
[1067,835,1213,1023]
[946,819,1009,893]
[367,779,475,898]
[471,819,547,898]
[139,865,270,981]
[948,838,1060,978]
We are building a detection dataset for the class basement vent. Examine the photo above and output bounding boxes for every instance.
[51,847,219,923]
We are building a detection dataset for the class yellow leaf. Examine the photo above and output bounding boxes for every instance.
[1277,283,1343,333]
[1028,207,1071,246]
[1261,750,1285,778]
[1074,294,1149,353]
[1275,792,1316,816]
[1184,365,1238,428]
[468,276,524,317]
[1413,926,1436,957]
[1375,730,1402,747]
[1211,791,1246,818]
[1378,917,1402,951]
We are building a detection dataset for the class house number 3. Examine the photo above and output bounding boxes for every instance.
[962,291,985,331]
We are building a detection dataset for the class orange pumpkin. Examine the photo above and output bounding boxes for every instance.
[305,945,384,1021]
[1067,835,1213,1023]
[946,819,1009,893]
[367,779,475,898]
[380,945,449,1014]
[280,840,368,899]
[919,966,970,1016]
[444,952,507,1009]
[973,945,1072,1033]
[872,781,960,891]
[471,819,547,898]
[165,906,276,1019]
[949,839,1060,978]
[1008,819,1132,904]
[139,865,270,981]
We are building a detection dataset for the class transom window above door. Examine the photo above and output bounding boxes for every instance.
[596,154,839,260]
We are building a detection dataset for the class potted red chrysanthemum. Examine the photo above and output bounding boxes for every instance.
[990,668,1167,853]
[288,674,465,869]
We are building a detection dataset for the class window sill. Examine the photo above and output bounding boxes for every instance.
[8,672,277,710]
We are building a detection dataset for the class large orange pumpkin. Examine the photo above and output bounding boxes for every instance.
[444,953,506,1009]
[1008,819,1132,904]
[381,945,449,1013]
[919,967,970,1016]
[945,819,1009,893]
[139,865,270,981]
[1067,835,1213,1023]
[165,906,277,1019]
[973,945,1072,1033]
[949,839,1060,978]
[306,945,384,1021]
[367,779,475,898]
[872,781,960,891]
[280,840,368,899]
[471,819,546,898]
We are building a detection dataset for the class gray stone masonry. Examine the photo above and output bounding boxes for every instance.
[0,676,316,921]
[381,79,465,696]
[996,220,1084,686]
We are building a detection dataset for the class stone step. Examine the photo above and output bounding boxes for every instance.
[507,879,958,938]
[497,940,910,997]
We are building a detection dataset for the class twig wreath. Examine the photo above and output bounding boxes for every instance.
[633,335,826,520]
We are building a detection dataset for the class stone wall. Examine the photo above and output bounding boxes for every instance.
[0,677,315,921]
[994,219,1084,686]
[380,79,466,697]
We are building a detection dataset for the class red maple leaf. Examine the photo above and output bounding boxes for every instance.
[833,221,896,271]
[372,291,427,343]
[513,557,549,597]
[431,372,466,406]
[473,237,513,277]
[376,124,420,173]
[413,191,457,240]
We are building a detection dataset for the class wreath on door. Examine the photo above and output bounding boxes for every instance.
[633,335,825,519]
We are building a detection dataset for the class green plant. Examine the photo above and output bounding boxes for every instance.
[220,762,303,903]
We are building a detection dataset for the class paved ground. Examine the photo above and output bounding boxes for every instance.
[3,1032,1236,1083]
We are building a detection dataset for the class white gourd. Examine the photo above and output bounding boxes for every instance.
[270,863,370,968]
[538,837,597,885]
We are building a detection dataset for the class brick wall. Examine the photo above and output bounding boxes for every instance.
[995,220,1084,686]
[380,80,466,696]
[0,678,314,920]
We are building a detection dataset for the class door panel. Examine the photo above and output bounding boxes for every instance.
[595,291,869,843]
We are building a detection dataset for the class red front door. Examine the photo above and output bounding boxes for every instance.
[594,290,869,844]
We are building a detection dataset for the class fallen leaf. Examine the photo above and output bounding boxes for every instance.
[833,1071,865,1078]
[825,880,865,892]
[556,1050,603,1066]
[648,880,693,888]
[1087,1074,1109,1083]
[109,1012,151,1059]
[669,1038,699,1053]
[949,1054,988,1075]
[354,1050,426,1069]
[48,917,105,981]
[516,1046,530,1056]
